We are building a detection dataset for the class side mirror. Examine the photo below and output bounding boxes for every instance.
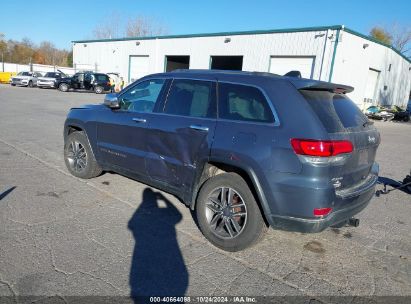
[104,93,120,108]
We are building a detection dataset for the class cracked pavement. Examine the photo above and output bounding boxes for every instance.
[0,84,410,301]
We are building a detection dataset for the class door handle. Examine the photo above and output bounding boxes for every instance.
[132,118,147,123]
[189,125,209,132]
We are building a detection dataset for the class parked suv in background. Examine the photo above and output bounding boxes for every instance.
[56,72,111,94]
[63,70,380,251]
[10,71,43,87]
[37,71,67,88]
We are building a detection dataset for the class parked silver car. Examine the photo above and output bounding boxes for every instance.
[10,71,43,87]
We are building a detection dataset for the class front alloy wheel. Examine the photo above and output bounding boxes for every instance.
[64,131,102,179]
[66,141,87,173]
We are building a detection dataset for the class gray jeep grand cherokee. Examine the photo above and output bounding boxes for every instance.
[63,70,380,251]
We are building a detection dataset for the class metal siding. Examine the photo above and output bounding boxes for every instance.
[72,29,411,108]
[332,31,411,108]
[73,31,331,83]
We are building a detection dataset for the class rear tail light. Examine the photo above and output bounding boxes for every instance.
[313,207,332,217]
[291,139,353,157]
[291,139,353,165]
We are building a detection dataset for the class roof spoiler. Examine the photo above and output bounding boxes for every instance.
[284,70,302,78]
[290,79,354,94]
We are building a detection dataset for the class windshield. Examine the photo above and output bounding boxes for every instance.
[44,72,60,78]
[18,72,31,76]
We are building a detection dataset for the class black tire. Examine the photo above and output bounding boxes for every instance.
[64,131,102,179]
[11,84,15,86]
[196,173,267,251]
[403,115,410,122]
[28,81,33,88]
[94,86,104,94]
[59,83,69,92]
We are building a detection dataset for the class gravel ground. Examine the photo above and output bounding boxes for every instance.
[0,84,410,303]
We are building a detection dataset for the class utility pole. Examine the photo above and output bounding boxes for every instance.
[53,49,56,72]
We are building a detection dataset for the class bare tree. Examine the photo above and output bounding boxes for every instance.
[0,33,6,55]
[388,23,411,55]
[125,16,167,37]
[91,12,168,39]
[38,41,56,65]
[370,24,411,58]
[92,12,122,39]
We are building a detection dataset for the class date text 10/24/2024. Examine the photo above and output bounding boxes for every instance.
[149,296,257,303]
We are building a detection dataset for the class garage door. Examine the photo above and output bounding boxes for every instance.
[269,56,315,79]
[129,56,149,83]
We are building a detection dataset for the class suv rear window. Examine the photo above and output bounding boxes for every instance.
[96,75,109,81]
[300,90,368,133]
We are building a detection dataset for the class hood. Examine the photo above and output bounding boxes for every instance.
[38,77,57,81]
[12,75,31,80]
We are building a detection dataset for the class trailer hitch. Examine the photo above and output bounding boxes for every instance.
[376,174,411,197]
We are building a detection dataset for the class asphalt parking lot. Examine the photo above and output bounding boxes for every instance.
[0,84,410,302]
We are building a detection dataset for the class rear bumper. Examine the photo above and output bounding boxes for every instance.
[267,163,378,233]
[268,187,374,232]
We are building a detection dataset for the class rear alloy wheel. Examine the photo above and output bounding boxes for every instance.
[64,131,102,179]
[94,86,103,94]
[59,83,69,92]
[196,173,267,251]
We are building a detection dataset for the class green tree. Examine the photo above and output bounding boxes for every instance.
[370,24,411,58]
[67,50,73,67]
[370,27,392,45]
[0,33,7,60]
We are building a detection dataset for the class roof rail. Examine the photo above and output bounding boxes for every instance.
[172,69,281,77]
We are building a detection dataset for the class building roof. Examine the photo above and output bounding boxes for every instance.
[72,25,411,64]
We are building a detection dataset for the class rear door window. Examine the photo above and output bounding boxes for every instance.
[163,79,216,118]
[300,90,368,133]
[218,83,274,123]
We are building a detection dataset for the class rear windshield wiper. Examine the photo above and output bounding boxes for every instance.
[363,120,374,127]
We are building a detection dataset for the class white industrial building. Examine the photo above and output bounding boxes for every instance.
[73,25,411,108]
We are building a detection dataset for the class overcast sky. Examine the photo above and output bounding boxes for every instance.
[2,0,410,49]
